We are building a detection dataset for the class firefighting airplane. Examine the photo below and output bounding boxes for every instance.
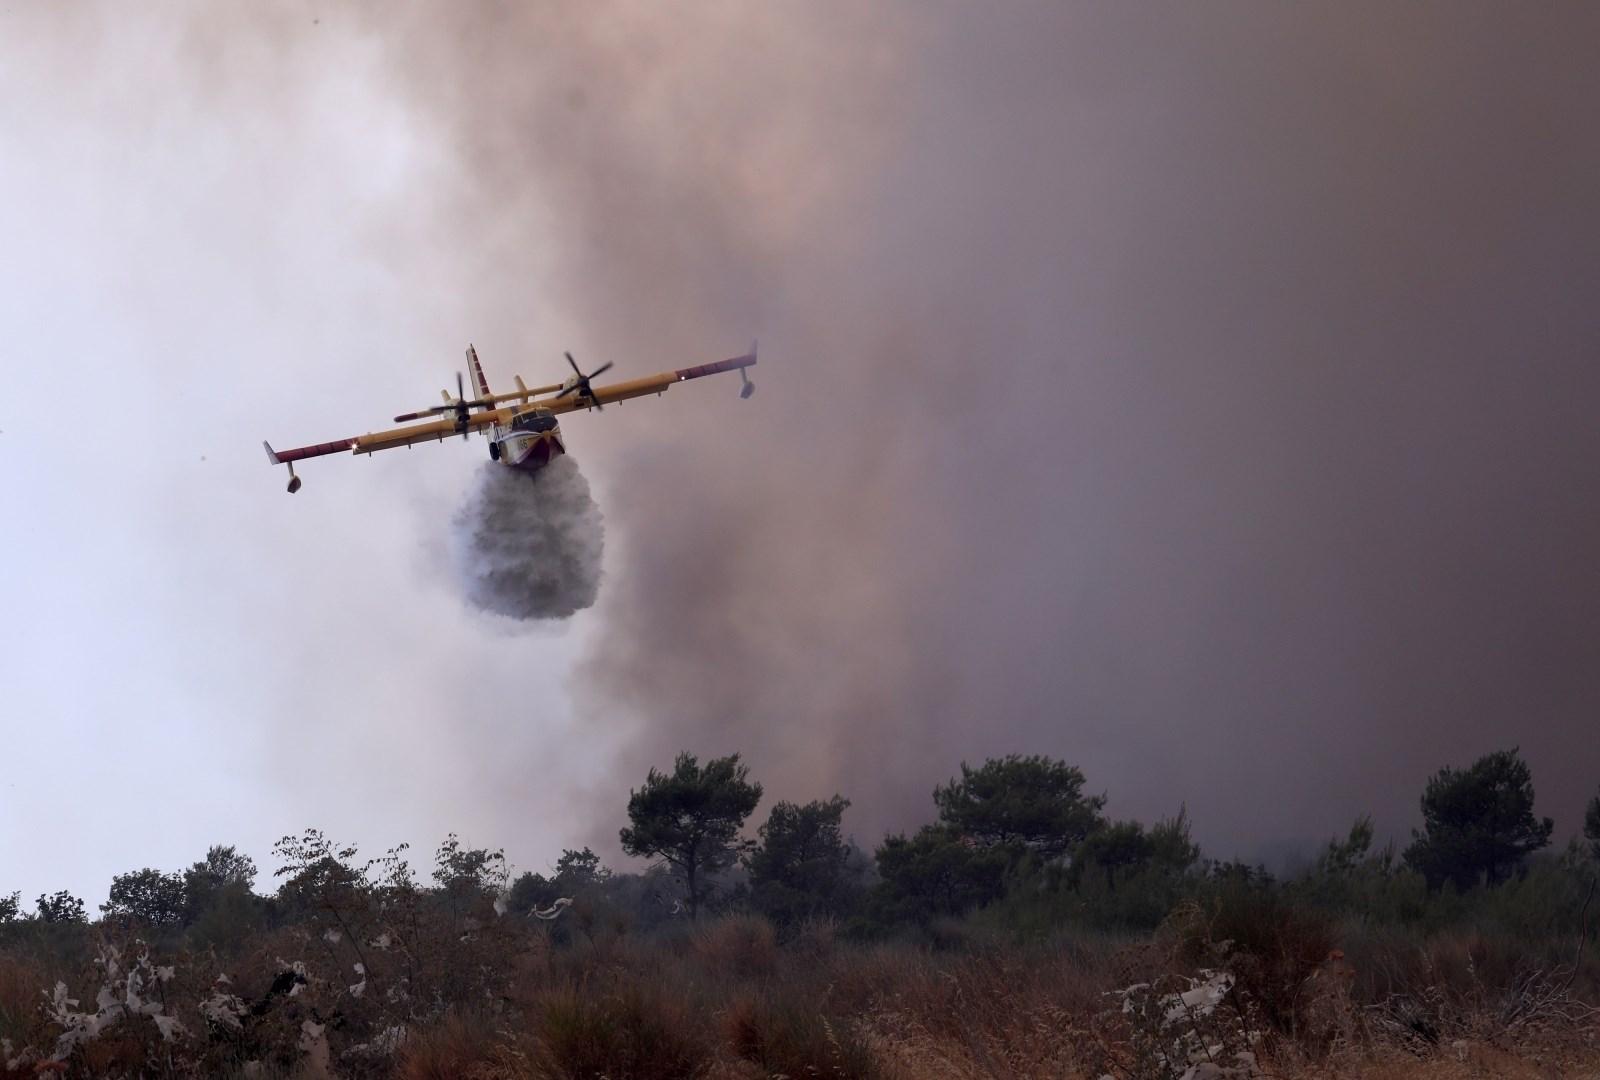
[264,344,755,492]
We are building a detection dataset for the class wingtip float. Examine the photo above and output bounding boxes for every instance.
[264,342,757,494]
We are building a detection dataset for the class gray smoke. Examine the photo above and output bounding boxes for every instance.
[451,457,605,621]
[343,4,1600,860]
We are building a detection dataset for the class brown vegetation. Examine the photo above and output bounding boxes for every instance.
[0,905,1595,1079]
[2,750,1596,1076]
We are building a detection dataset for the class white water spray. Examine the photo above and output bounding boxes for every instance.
[451,457,604,620]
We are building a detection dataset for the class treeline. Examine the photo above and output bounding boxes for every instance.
[4,746,1598,947]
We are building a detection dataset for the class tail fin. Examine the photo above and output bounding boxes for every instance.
[467,345,493,400]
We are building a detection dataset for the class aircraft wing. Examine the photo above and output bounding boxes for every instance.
[266,413,497,468]
[353,412,499,455]
[264,437,357,464]
[546,346,758,415]
[266,343,756,492]
[546,371,677,414]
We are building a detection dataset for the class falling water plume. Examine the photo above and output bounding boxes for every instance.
[451,456,604,620]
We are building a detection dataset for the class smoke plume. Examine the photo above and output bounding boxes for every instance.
[8,4,1592,889]
[360,3,1600,860]
[451,457,605,622]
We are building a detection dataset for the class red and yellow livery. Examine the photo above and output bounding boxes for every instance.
[265,344,756,493]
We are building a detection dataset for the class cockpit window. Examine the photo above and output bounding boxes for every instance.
[512,411,557,433]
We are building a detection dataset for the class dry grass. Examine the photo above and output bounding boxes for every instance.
[533,984,709,1079]
[394,1012,528,1080]
[1,912,1596,1079]
[689,915,779,982]
[0,954,47,1046]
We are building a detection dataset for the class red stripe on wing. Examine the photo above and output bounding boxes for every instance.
[273,438,357,463]
[672,351,757,381]
[469,346,492,399]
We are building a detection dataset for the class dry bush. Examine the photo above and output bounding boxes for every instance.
[786,917,839,964]
[837,939,1117,1079]
[531,982,714,1079]
[722,991,878,1078]
[4,888,1594,1079]
[825,943,929,1014]
[0,954,48,1048]
[1160,891,1338,1043]
[689,916,778,982]
[860,1004,1092,1080]
[1342,926,1598,1055]
[70,1014,173,1078]
[395,1010,531,1080]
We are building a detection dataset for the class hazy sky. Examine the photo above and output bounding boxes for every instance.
[3,3,1598,905]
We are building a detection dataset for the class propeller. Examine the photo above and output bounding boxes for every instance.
[393,371,496,429]
[554,351,613,410]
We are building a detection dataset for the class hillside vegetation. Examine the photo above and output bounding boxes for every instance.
[1,748,1596,1078]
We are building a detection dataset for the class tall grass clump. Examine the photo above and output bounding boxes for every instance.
[533,983,712,1079]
